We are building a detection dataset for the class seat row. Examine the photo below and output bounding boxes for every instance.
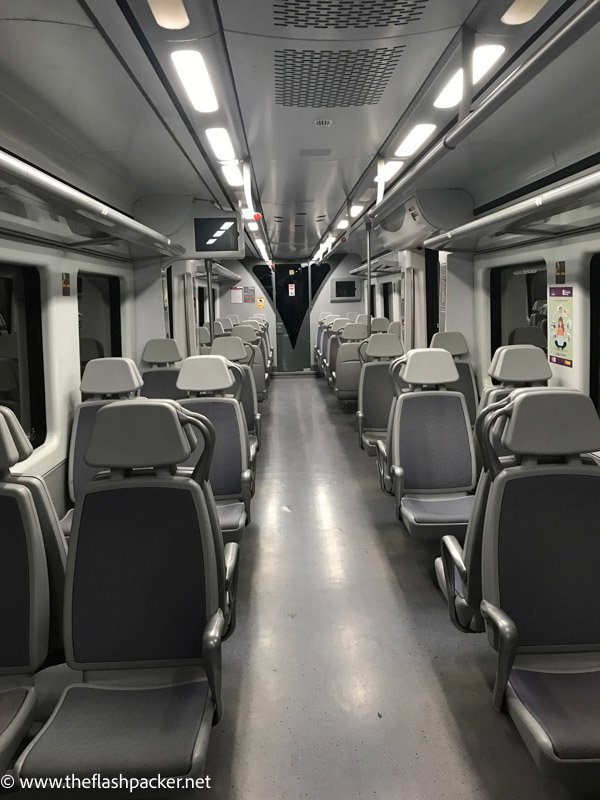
[0,393,244,782]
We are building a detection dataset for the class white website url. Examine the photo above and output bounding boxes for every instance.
[2,772,212,792]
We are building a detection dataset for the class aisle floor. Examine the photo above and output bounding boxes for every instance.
[205,376,573,800]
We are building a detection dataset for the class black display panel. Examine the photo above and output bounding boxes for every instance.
[335,280,358,298]
[193,217,238,253]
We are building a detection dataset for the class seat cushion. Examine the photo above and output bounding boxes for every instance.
[0,687,36,773]
[0,687,29,737]
[19,682,211,779]
[402,495,475,524]
[510,669,600,760]
[216,502,246,532]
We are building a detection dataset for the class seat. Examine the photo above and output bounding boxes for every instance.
[212,321,226,338]
[62,358,143,538]
[376,349,476,539]
[316,315,337,371]
[228,314,240,326]
[346,312,358,323]
[478,344,552,411]
[140,338,187,400]
[508,326,547,349]
[177,356,252,543]
[215,317,233,334]
[210,336,261,462]
[356,333,404,454]
[233,325,269,401]
[430,331,479,425]
[370,316,389,333]
[0,407,67,658]
[325,318,350,388]
[388,321,402,338]
[0,356,20,416]
[197,326,211,353]
[356,314,369,325]
[476,388,600,785]
[246,320,272,375]
[16,400,225,782]
[0,411,49,773]
[333,323,368,401]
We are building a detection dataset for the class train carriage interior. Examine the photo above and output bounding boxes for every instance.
[2,0,600,797]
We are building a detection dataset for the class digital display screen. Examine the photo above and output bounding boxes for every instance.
[335,280,357,298]
[194,217,239,253]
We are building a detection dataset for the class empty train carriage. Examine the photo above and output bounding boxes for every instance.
[0,0,600,797]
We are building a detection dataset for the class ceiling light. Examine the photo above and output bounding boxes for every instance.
[395,123,437,158]
[242,208,254,220]
[206,238,217,245]
[171,50,218,113]
[374,161,404,183]
[336,219,349,230]
[434,45,506,109]
[147,0,189,29]
[219,220,235,231]
[350,204,364,217]
[221,163,244,186]
[248,221,259,231]
[501,0,549,25]
[205,128,236,161]
[213,229,226,238]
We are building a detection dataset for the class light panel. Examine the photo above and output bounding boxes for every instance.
[434,45,506,109]
[350,204,364,217]
[171,50,218,113]
[221,163,244,186]
[248,221,259,231]
[502,0,549,25]
[147,0,189,29]
[374,161,404,183]
[395,123,437,158]
[336,219,349,230]
[205,128,236,161]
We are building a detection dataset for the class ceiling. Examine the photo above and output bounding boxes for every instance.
[0,0,597,261]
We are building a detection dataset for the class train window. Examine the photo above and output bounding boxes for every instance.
[197,286,205,326]
[425,249,440,341]
[490,263,547,354]
[590,255,600,410]
[0,266,46,448]
[77,273,122,374]
[370,283,376,316]
[310,262,330,300]
[382,282,392,320]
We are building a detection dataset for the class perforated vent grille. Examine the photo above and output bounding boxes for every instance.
[273,0,429,29]
[274,47,405,107]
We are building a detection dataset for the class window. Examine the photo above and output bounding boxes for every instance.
[382,282,392,320]
[197,286,205,326]
[369,283,376,317]
[490,263,547,354]
[0,266,46,448]
[77,273,122,374]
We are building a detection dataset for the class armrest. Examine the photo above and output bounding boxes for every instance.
[255,412,261,444]
[391,464,404,514]
[224,542,239,591]
[202,609,225,723]
[241,469,253,522]
[480,600,519,711]
[440,535,468,631]
[356,410,364,448]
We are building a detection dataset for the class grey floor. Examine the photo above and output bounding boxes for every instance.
[205,376,576,800]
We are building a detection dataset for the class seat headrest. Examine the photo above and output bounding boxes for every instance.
[507,326,547,348]
[0,407,32,462]
[430,331,469,357]
[371,317,389,333]
[0,334,18,359]
[210,336,247,362]
[0,413,20,471]
[388,321,402,338]
[245,320,261,330]
[177,355,235,393]
[502,389,600,455]
[331,318,349,333]
[347,313,358,323]
[142,338,182,365]
[211,322,225,337]
[86,399,191,468]
[341,323,368,342]
[0,358,17,391]
[80,358,143,396]
[197,326,211,345]
[401,348,458,386]
[366,333,404,359]
[215,317,233,332]
[489,345,552,384]
[356,314,369,325]
[318,313,329,322]
[233,324,259,344]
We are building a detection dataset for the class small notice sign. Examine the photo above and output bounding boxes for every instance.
[288,284,296,297]
[230,286,243,304]
[256,296,265,309]
[62,273,71,296]
[243,287,255,303]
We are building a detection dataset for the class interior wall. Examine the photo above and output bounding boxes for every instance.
[440,252,476,368]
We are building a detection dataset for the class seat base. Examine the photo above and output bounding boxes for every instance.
[0,686,36,774]
[216,501,246,544]
[17,682,213,780]
[401,495,475,540]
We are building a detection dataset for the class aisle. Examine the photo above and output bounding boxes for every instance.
[205,377,571,800]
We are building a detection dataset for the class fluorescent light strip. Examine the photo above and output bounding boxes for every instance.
[206,238,217,245]
[434,45,506,109]
[171,50,218,113]
[374,161,404,183]
[336,219,349,230]
[221,163,244,187]
[248,221,259,231]
[205,128,236,161]
[350,204,364,217]
[213,229,226,238]
[395,123,437,158]
[242,208,254,220]
[219,221,235,231]
[502,0,549,25]
[147,0,189,29]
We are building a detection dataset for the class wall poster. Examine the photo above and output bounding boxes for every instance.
[230,286,243,304]
[243,287,255,303]
[548,286,573,368]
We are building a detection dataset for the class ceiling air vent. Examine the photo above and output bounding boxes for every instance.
[275,47,404,107]
[313,121,332,129]
[273,0,429,29]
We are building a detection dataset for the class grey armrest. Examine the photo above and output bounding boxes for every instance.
[255,412,261,445]
[391,464,404,512]
[356,410,364,448]
[224,542,239,592]
[441,535,467,630]
[242,469,253,523]
[202,609,225,723]
[480,600,519,711]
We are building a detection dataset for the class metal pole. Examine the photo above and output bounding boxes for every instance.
[206,258,215,345]
[366,219,372,336]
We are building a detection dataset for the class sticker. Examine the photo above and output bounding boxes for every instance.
[289,284,296,297]
[548,286,573,368]
[555,261,566,284]
[62,273,71,296]
[289,269,295,276]
[256,296,265,309]
[230,286,243,304]
[243,287,255,303]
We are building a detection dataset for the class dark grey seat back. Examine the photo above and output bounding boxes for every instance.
[140,338,185,400]
[360,362,395,429]
[430,332,478,425]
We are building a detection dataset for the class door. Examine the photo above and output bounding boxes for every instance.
[274,263,310,372]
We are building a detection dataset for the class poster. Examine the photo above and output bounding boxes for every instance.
[548,286,573,368]
[230,286,243,304]
[289,284,296,297]
[256,296,265,309]
[243,286,255,304]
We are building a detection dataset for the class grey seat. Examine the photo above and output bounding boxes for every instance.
[356,314,369,325]
[246,319,272,376]
[0,407,66,658]
[209,336,261,463]
[325,318,350,388]
[140,338,186,400]
[333,323,368,401]
[0,411,49,774]
[197,326,211,354]
[430,331,479,425]
[228,314,240,326]
[318,316,339,373]
[508,326,547,349]
[177,356,252,543]
[316,315,337,371]
[371,316,389,333]
[475,389,600,784]
[61,358,143,538]
[357,333,404,455]
[15,400,224,782]
[387,321,402,338]
[478,344,552,411]
[215,317,233,334]
[376,349,476,539]
[234,325,269,401]
[346,312,358,323]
